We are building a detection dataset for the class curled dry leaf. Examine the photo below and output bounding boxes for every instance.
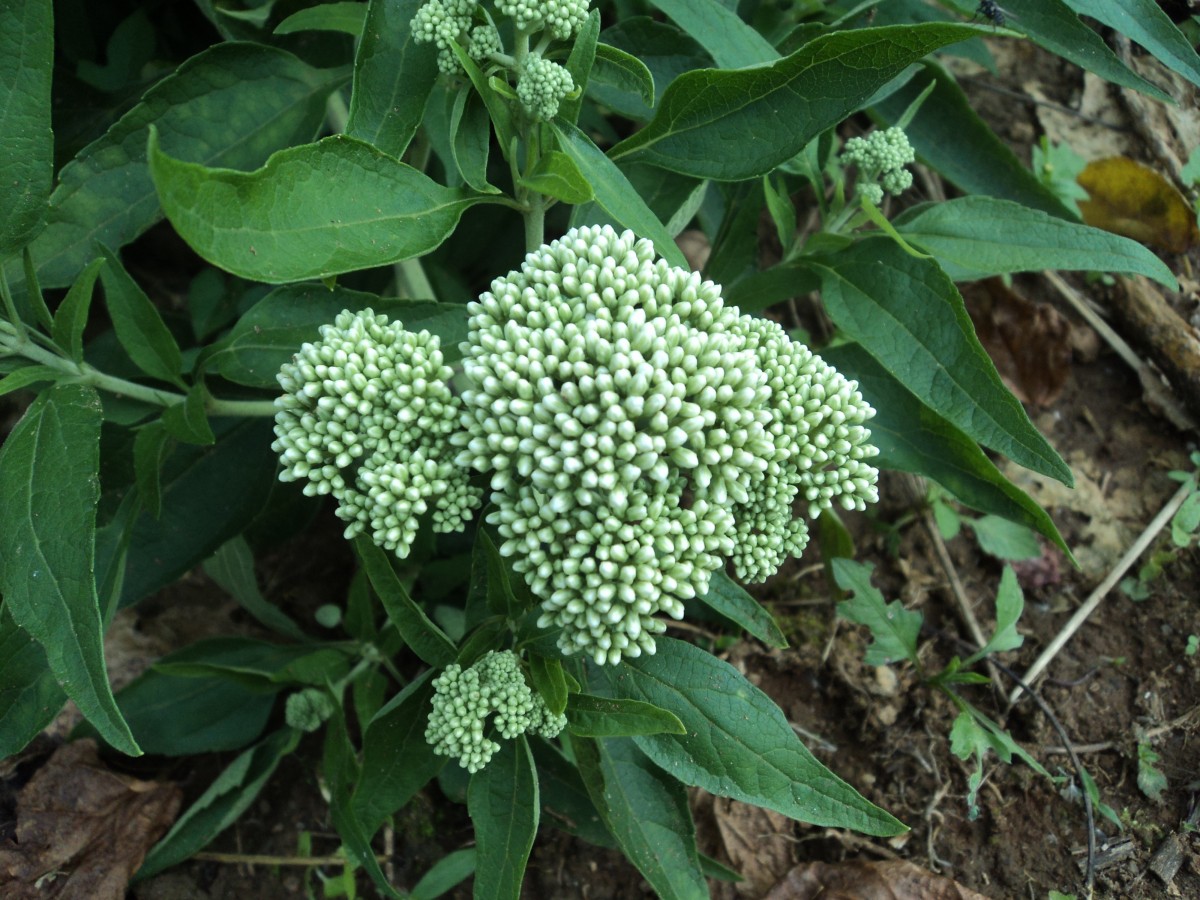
[712,796,794,896]
[0,740,180,900]
[764,859,992,900]
[1077,156,1199,253]
[964,278,1073,407]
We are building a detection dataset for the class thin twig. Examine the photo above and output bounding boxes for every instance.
[193,851,390,867]
[1009,480,1193,704]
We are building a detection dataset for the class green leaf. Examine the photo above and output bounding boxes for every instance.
[153,637,349,689]
[11,43,346,293]
[162,382,215,446]
[19,245,53,331]
[551,120,688,269]
[965,567,1025,664]
[595,18,710,121]
[820,343,1070,557]
[203,537,308,641]
[97,244,184,387]
[120,419,277,607]
[575,736,708,899]
[1136,742,1168,802]
[896,196,1177,288]
[0,365,68,397]
[560,9,601,125]
[588,43,656,118]
[807,238,1073,486]
[468,736,539,900]
[969,515,1042,561]
[51,257,106,362]
[137,728,300,879]
[478,528,531,619]
[0,383,139,756]
[132,420,170,519]
[528,739,616,848]
[1172,491,1200,547]
[528,654,568,717]
[209,285,467,388]
[520,151,595,205]
[96,667,276,756]
[610,23,985,181]
[0,0,53,258]
[150,131,490,283]
[596,637,906,835]
[354,670,445,834]
[696,570,787,649]
[647,0,777,68]
[994,0,1169,101]
[410,848,476,900]
[948,711,1003,820]
[347,0,437,158]
[567,693,686,737]
[833,559,922,667]
[450,88,497,194]
[275,1,366,36]
[0,606,66,759]
[872,63,1074,219]
[355,537,456,667]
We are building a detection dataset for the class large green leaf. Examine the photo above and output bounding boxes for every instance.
[468,736,539,900]
[587,43,656,119]
[896,196,1176,287]
[0,0,53,257]
[990,0,1169,100]
[150,131,489,282]
[153,637,350,689]
[551,121,688,269]
[696,569,787,649]
[806,238,1072,486]
[822,343,1070,557]
[0,607,66,758]
[1060,0,1200,89]
[0,383,139,756]
[9,43,345,292]
[347,0,437,157]
[353,671,444,834]
[208,285,468,388]
[136,728,300,880]
[595,637,906,835]
[646,0,777,68]
[575,736,708,899]
[610,23,984,181]
[119,419,277,606]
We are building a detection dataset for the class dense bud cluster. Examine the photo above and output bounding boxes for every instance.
[842,126,916,204]
[426,650,567,772]
[516,56,575,121]
[272,309,482,559]
[496,0,590,39]
[456,225,879,663]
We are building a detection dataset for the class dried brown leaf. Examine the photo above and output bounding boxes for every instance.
[0,740,180,900]
[765,859,992,900]
[713,796,793,896]
[965,279,1072,406]
[1077,156,1199,253]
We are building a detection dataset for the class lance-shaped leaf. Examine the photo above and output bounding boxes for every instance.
[647,0,777,69]
[0,0,53,258]
[0,383,140,756]
[1060,0,1200,89]
[9,43,345,292]
[150,131,491,282]
[696,569,786,649]
[98,244,184,387]
[594,638,906,836]
[806,238,1073,486]
[468,737,539,900]
[348,0,437,157]
[567,694,686,737]
[610,23,984,181]
[0,607,66,759]
[355,537,456,667]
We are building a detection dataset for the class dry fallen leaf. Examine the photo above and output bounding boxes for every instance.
[964,279,1073,406]
[764,859,992,900]
[1077,156,1199,253]
[0,740,181,900]
[712,796,793,896]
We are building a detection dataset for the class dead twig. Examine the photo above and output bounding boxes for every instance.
[1009,480,1194,705]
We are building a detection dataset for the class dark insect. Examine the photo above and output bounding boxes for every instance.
[976,0,1006,26]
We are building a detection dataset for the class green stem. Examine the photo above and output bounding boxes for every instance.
[395,256,437,300]
[0,269,28,344]
[326,89,351,134]
[0,325,277,417]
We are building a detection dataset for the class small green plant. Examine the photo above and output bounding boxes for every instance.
[1032,136,1089,216]
[1121,451,1200,599]
[1136,741,1168,802]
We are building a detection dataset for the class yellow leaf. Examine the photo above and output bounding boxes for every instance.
[1077,156,1198,253]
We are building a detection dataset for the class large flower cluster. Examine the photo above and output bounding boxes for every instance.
[426,650,567,772]
[272,309,482,558]
[456,225,879,663]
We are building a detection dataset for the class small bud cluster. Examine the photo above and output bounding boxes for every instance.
[272,309,482,559]
[456,225,879,664]
[285,688,336,733]
[410,0,585,120]
[842,127,916,205]
[426,650,567,772]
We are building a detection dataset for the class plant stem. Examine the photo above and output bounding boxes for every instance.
[0,270,28,344]
[0,324,277,417]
